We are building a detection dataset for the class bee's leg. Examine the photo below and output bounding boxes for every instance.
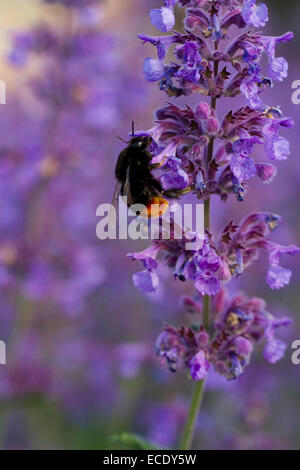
[149,155,169,170]
[151,178,163,193]
[162,187,192,199]
[179,187,192,195]
[162,189,181,199]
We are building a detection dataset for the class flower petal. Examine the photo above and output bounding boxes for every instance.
[230,154,257,181]
[150,7,175,33]
[143,58,165,82]
[266,265,292,290]
[189,350,210,381]
[263,339,286,363]
[132,270,159,294]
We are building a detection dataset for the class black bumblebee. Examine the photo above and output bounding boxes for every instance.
[114,123,176,218]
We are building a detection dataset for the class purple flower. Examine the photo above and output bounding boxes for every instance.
[161,168,189,190]
[265,244,300,289]
[268,244,300,265]
[230,154,257,181]
[164,0,178,7]
[242,0,269,28]
[129,245,161,293]
[240,80,262,109]
[155,330,182,373]
[265,136,290,161]
[260,32,294,60]
[138,34,178,61]
[195,102,211,120]
[143,58,165,82]
[156,289,291,381]
[148,101,294,201]
[189,351,210,380]
[266,266,291,291]
[263,117,293,161]
[177,41,202,68]
[151,140,179,165]
[234,337,253,359]
[150,7,175,33]
[255,163,277,183]
[128,244,160,263]
[205,117,219,134]
[129,234,226,296]
[136,0,298,388]
[263,117,294,140]
[259,32,293,83]
[216,212,298,290]
[194,273,220,296]
[269,57,288,82]
[132,270,159,294]
[195,171,206,191]
[263,339,287,364]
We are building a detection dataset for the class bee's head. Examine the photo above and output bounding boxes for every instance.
[130,135,152,150]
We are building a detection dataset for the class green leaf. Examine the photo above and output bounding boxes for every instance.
[111,432,165,450]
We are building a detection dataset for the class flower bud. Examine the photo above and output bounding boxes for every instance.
[195,102,211,120]
[255,163,277,183]
[205,117,219,134]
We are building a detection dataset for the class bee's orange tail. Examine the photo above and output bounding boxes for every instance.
[141,197,169,218]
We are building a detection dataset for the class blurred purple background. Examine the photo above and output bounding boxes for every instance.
[0,0,299,450]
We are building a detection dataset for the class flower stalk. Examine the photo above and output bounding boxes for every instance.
[179,379,205,450]
[202,198,211,334]
[132,0,299,449]
[180,132,213,450]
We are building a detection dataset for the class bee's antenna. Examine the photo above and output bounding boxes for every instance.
[132,121,135,137]
[116,136,129,143]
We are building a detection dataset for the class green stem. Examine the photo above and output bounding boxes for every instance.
[179,199,211,450]
[204,196,210,232]
[179,38,219,450]
[203,198,211,332]
[179,379,206,450]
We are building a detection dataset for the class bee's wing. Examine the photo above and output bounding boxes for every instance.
[111,181,120,210]
[123,166,134,207]
[109,181,120,224]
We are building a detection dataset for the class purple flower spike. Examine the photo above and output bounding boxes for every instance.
[157,289,292,381]
[242,0,269,28]
[150,8,175,32]
[137,0,298,385]
[189,351,210,381]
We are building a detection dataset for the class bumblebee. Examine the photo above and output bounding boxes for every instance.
[114,123,179,218]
